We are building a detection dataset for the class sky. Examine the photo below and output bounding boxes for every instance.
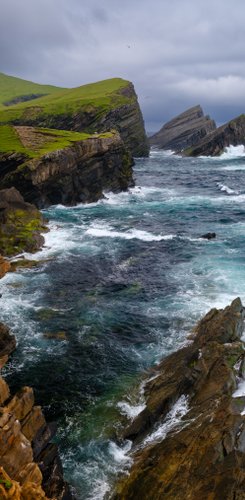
[1,0,245,132]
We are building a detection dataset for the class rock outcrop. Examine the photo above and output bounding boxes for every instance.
[0,322,74,499]
[0,128,134,208]
[0,187,47,256]
[150,105,216,152]
[113,298,245,499]
[184,114,245,156]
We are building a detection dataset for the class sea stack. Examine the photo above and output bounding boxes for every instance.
[150,105,216,152]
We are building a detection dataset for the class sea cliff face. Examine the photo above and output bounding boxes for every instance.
[0,76,149,158]
[150,105,216,152]
[184,114,245,156]
[0,128,134,208]
[113,298,245,499]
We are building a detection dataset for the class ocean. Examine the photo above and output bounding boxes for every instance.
[1,146,245,498]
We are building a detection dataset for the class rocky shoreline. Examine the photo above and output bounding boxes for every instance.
[112,298,245,499]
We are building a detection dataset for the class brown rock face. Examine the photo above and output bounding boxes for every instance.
[150,105,216,152]
[0,256,10,278]
[113,298,245,499]
[0,130,134,208]
[0,324,75,499]
[183,114,245,156]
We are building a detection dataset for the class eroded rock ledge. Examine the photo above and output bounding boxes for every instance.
[113,298,245,499]
[0,323,74,499]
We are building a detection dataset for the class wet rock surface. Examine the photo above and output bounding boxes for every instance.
[149,105,216,152]
[113,298,245,500]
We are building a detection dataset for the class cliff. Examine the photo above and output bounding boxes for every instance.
[0,75,149,158]
[0,323,74,499]
[184,114,245,156]
[150,105,216,151]
[113,298,245,499]
[0,126,134,208]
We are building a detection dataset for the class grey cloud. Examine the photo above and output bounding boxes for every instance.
[1,0,245,130]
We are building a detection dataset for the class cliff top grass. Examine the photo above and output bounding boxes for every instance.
[0,75,132,125]
[0,72,61,109]
[0,124,114,159]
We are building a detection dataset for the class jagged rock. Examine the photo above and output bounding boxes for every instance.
[149,105,216,152]
[0,187,47,256]
[201,232,216,239]
[113,299,245,499]
[0,130,134,208]
[184,114,245,156]
[0,324,76,499]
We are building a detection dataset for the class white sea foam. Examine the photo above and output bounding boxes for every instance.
[143,395,189,445]
[86,225,175,242]
[217,182,239,195]
[220,145,245,159]
[233,380,245,398]
[117,401,146,419]
[108,440,132,463]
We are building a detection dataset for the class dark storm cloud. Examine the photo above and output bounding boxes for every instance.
[1,0,245,130]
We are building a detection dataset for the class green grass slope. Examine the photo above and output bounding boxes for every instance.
[0,77,131,125]
[0,124,113,159]
[0,72,62,109]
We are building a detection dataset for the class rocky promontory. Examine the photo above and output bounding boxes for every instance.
[150,105,216,152]
[0,126,134,208]
[184,114,245,156]
[0,75,149,158]
[113,298,245,499]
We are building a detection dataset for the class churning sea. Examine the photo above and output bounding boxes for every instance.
[1,146,245,498]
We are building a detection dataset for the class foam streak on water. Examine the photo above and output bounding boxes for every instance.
[2,148,245,498]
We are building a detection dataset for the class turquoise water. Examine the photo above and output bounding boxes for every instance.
[1,147,245,498]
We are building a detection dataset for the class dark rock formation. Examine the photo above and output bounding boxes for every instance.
[201,232,216,240]
[184,114,245,156]
[0,130,134,208]
[149,105,216,152]
[113,298,245,499]
[0,323,75,499]
[0,187,47,256]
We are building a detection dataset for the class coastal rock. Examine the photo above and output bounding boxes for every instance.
[184,114,245,156]
[0,324,75,499]
[113,299,245,499]
[149,105,216,152]
[0,187,47,256]
[0,129,134,208]
[201,232,216,239]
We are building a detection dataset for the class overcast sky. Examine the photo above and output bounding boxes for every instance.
[1,0,245,131]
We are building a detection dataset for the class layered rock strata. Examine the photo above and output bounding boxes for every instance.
[113,298,245,499]
[150,105,216,152]
[184,114,245,156]
[0,187,47,256]
[0,129,134,208]
[0,323,74,499]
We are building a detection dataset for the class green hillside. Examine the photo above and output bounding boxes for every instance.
[0,124,113,159]
[0,75,131,126]
[0,72,62,109]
